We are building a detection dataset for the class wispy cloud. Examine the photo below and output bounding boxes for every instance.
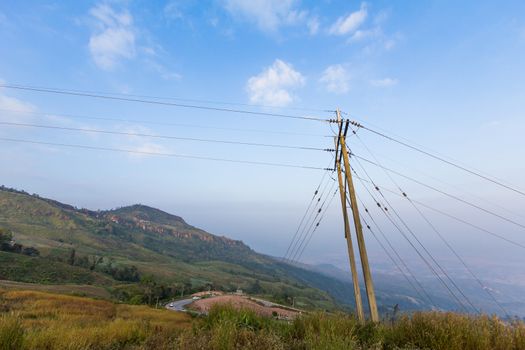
[223,0,316,34]
[307,16,320,35]
[88,3,136,71]
[370,77,398,87]
[87,2,180,80]
[328,3,367,36]
[320,64,350,94]
[0,82,36,122]
[247,59,305,106]
[118,124,169,159]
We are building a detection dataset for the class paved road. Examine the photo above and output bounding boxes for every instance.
[165,298,193,312]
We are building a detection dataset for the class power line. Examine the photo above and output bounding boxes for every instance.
[359,213,434,308]
[285,174,335,261]
[347,130,525,222]
[1,83,332,114]
[0,121,331,152]
[353,171,512,316]
[0,108,329,137]
[283,168,330,260]
[350,120,525,197]
[0,137,331,170]
[0,84,329,122]
[352,133,491,314]
[289,179,337,262]
[351,153,525,231]
[351,163,471,312]
[294,187,339,263]
[355,195,436,308]
[352,173,525,251]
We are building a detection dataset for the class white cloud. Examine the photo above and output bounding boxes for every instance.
[164,1,184,20]
[0,83,36,122]
[319,65,350,94]
[370,78,398,87]
[329,3,367,36]
[247,59,305,106]
[307,16,320,35]
[223,0,316,34]
[88,3,136,70]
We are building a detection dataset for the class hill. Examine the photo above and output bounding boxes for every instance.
[0,186,355,310]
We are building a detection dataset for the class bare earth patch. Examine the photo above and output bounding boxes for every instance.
[188,295,302,319]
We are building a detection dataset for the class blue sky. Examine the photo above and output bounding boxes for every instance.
[1,1,525,275]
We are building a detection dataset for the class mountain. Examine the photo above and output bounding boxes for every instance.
[6,185,516,316]
[0,186,354,310]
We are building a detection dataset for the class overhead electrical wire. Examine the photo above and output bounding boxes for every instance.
[351,153,525,231]
[0,84,329,122]
[346,132,525,221]
[350,168,510,317]
[0,137,331,170]
[285,173,335,261]
[0,108,329,137]
[352,174,525,251]
[1,83,332,113]
[355,195,436,308]
[349,119,525,197]
[351,130,508,316]
[282,167,331,261]
[294,186,339,263]
[289,179,337,262]
[350,163,472,312]
[0,121,331,152]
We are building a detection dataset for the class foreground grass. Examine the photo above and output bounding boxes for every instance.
[1,289,525,349]
[180,306,525,350]
[0,289,191,349]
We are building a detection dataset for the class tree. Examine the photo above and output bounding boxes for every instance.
[0,228,15,252]
[21,247,40,257]
[68,248,76,265]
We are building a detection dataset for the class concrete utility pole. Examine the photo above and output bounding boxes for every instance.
[337,109,379,322]
[334,137,365,322]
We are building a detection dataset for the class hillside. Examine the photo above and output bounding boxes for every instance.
[0,186,354,310]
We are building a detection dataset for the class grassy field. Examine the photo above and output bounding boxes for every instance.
[1,289,525,349]
[0,280,111,299]
[0,289,191,350]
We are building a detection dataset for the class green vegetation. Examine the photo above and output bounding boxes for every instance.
[0,186,352,310]
[1,289,524,349]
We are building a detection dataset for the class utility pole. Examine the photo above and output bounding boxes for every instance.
[334,136,365,322]
[337,109,379,322]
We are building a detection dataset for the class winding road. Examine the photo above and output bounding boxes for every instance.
[165,298,193,312]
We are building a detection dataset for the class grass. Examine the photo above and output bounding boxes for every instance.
[2,289,523,349]
[180,306,525,350]
[0,289,191,350]
[0,280,111,299]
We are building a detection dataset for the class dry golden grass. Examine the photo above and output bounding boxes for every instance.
[0,280,111,299]
[2,289,525,349]
[0,289,191,350]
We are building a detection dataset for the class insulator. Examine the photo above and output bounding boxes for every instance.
[367,225,371,229]
[376,202,381,207]
[365,208,369,212]
[402,192,407,197]
[384,207,389,211]
[318,209,322,213]
[314,190,318,195]
[375,186,380,191]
